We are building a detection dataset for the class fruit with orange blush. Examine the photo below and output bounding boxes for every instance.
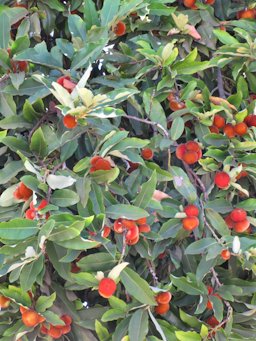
[141,148,154,160]
[0,295,11,309]
[214,172,230,189]
[213,115,225,129]
[221,249,231,260]
[182,216,199,231]
[113,21,126,36]
[234,122,248,136]
[63,115,77,129]
[154,303,170,315]
[156,292,172,305]
[98,278,117,298]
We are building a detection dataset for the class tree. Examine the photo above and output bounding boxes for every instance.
[0,0,256,340]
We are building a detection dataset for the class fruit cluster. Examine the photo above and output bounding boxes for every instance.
[98,277,117,298]
[176,141,202,165]
[41,315,72,339]
[20,306,45,328]
[154,292,172,315]
[183,0,215,10]
[13,182,33,201]
[25,199,49,220]
[225,208,250,233]
[168,90,186,111]
[182,204,200,231]
[206,286,222,310]
[210,114,249,138]
[113,217,150,245]
[90,155,112,172]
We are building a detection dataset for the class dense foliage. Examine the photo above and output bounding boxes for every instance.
[0,0,256,340]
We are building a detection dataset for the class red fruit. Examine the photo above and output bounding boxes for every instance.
[245,114,256,127]
[236,170,248,180]
[0,295,10,309]
[113,219,124,233]
[176,144,186,160]
[182,216,199,231]
[71,262,80,273]
[207,286,214,295]
[25,208,36,220]
[213,115,225,129]
[98,278,117,298]
[48,325,63,339]
[234,122,248,136]
[126,225,139,240]
[136,217,147,225]
[62,78,76,93]
[61,315,72,326]
[182,151,198,165]
[225,214,234,229]
[206,316,219,328]
[230,208,247,222]
[138,224,151,233]
[63,115,77,129]
[19,182,33,200]
[22,310,45,328]
[205,0,215,4]
[209,126,219,134]
[141,148,154,160]
[94,158,112,171]
[40,324,48,334]
[122,219,137,230]
[206,300,213,310]
[13,187,23,200]
[168,91,186,111]
[61,324,71,334]
[223,124,235,138]
[185,141,200,152]
[214,172,230,189]
[38,199,48,210]
[10,60,28,73]
[113,21,126,36]
[128,161,139,173]
[237,9,255,19]
[184,204,199,217]
[233,219,250,233]
[156,292,172,304]
[102,226,111,238]
[20,306,28,314]
[126,234,140,245]
[221,249,231,261]
[90,155,102,165]
[154,303,170,315]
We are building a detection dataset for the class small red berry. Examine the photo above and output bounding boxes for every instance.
[221,249,231,261]
[98,278,117,298]
[176,144,186,160]
[63,115,77,129]
[184,204,199,217]
[182,216,199,231]
[154,303,170,315]
[213,115,225,129]
[102,226,111,238]
[141,148,154,160]
[113,21,126,36]
[230,208,247,222]
[234,122,248,136]
[223,124,235,138]
[214,172,230,189]
[156,292,172,305]
[138,224,151,233]
[233,219,250,233]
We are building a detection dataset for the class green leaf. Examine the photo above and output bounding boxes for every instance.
[213,29,239,45]
[0,160,24,185]
[179,309,201,328]
[134,171,157,208]
[42,310,65,326]
[0,115,32,129]
[48,221,85,242]
[170,166,197,203]
[77,253,116,272]
[175,331,201,341]
[30,127,48,158]
[101,309,126,322]
[55,236,99,250]
[95,320,110,341]
[170,274,207,295]
[120,268,156,305]
[236,199,256,211]
[129,309,149,341]
[205,208,231,236]
[90,167,120,184]
[84,0,99,30]
[170,117,185,141]
[0,286,31,307]
[68,14,86,40]
[20,255,45,292]
[100,0,120,26]
[35,293,56,313]
[0,219,38,240]
[51,189,80,207]
[0,14,10,49]
[71,272,99,288]
[106,204,149,220]
[158,219,181,239]
[108,296,127,311]
[185,238,217,255]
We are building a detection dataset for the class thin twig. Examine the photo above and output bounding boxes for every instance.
[146,260,158,285]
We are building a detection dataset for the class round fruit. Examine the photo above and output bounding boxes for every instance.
[230,208,247,222]
[207,286,214,295]
[154,303,170,315]
[102,226,111,238]
[94,158,112,171]
[122,219,137,230]
[156,292,172,305]
[125,224,139,240]
[182,216,199,231]
[25,208,36,220]
[185,141,200,152]
[245,114,256,127]
[206,300,213,310]
[221,249,231,261]
[225,214,234,229]
[113,219,124,233]
[48,325,62,339]
[98,278,117,298]
[138,224,151,233]
[183,0,197,9]
[21,310,43,328]
[209,126,219,134]
[19,182,33,200]
[223,124,235,138]
[0,295,10,309]
[205,0,215,4]
[233,219,250,233]
[168,91,186,111]
[182,151,198,165]
[61,315,72,326]
[176,144,186,160]
[136,217,147,225]
[184,204,199,217]
[126,234,140,245]
[10,60,28,73]
[63,115,77,129]
[214,172,230,189]
[141,148,154,160]
[213,115,225,129]
[206,316,219,328]
[237,9,255,20]
[234,122,248,136]
[113,21,126,36]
